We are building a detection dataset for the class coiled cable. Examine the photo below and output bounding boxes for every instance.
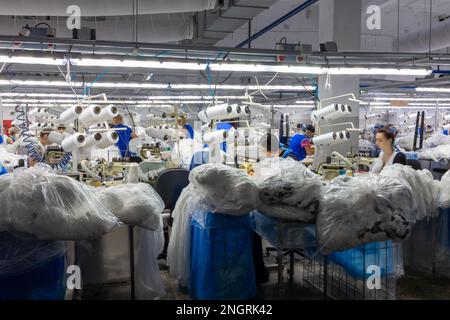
[15,104,72,169]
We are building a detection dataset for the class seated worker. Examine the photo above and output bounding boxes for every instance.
[289,124,315,161]
[111,115,138,158]
[6,127,19,144]
[371,128,406,174]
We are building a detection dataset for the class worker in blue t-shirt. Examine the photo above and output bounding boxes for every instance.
[216,122,237,152]
[111,115,137,158]
[289,124,315,161]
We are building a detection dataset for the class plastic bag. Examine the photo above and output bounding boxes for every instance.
[0,231,66,277]
[0,163,120,240]
[96,183,164,230]
[171,139,204,169]
[251,158,322,222]
[135,223,166,300]
[424,132,450,148]
[381,164,441,219]
[395,134,415,152]
[167,185,197,287]
[316,174,416,254]
[418,145,450,162]
[439,171,450,209]
[189,163,259,215]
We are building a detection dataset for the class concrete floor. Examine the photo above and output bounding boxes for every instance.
[78,251,450,300]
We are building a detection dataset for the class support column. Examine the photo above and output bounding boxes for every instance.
[314,0,361,167]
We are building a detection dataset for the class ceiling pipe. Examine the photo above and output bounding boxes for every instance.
[363,75,450,91]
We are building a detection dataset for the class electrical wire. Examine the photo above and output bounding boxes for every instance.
[15,104,72,169]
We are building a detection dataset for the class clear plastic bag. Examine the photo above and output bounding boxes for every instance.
[395,134,415,152]
[316,174,416,254]
[96,183,164,230]
[135,223,166,300]
[381,164,441,219]
[424,132,450,148]
[418,145,450,162]
[167,185,198,287]
[439,171,450,209]
[0,231,67,277]
[251,158,322,222]
[0,163,120,240]
[189,163,259,215]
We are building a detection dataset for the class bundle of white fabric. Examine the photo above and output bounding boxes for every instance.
[395,134,415,151]
[251,158,322,222]
[316,174,415,254]
[381,164,441,220]
[96,183,164,230]
[167,185,199,287]
[424,132,450,148]
[439,171,450,209]
[418,144,450,162]
[189,163,259,215]
[0,164,120,240]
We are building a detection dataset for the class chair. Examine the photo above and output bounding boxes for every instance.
[407,159,422,170]
[154,168,190,259]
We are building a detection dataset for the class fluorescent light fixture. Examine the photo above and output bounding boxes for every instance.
[295,100,316,104]
[71,58,206,71]
[416,87,450,93]
[0,55,66,65]
[272,104,315,108]
[0,92,76,98]
[210,63,324,74]
[0,79,316,91]
[372,97,450,102]
[0,54,431,76]
[329,67,431,76]
[146,95,247,100]
[371,106,450,110]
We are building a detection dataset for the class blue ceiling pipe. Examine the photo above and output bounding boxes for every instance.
[235,0,319,48]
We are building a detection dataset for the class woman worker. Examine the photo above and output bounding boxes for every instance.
[371,128,406,173]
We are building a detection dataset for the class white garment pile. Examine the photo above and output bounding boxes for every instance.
[395,134,415,152]
[171,138,204,169]
[439,170,450,209]
[381,164,441,220]
[316,174,416,254]
[96,183,164,230]
[424,132,450,148]
[189,163,260,215]
[134,225,166,299]
[0,164,120,240]
[251,158,322,222]
[0,145,26,168]
[418,144,450,162]
[167,186,197,287]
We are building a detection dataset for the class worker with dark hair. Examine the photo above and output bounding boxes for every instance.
[371,128,406,174]
[288,124,315,161]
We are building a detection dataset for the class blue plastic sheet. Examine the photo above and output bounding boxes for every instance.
[0,254,66,300]
[329,241,398,280]
[0,161,7,176]
[249,210,317,249]
[189,211,256,300]
[0,231,66,300]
